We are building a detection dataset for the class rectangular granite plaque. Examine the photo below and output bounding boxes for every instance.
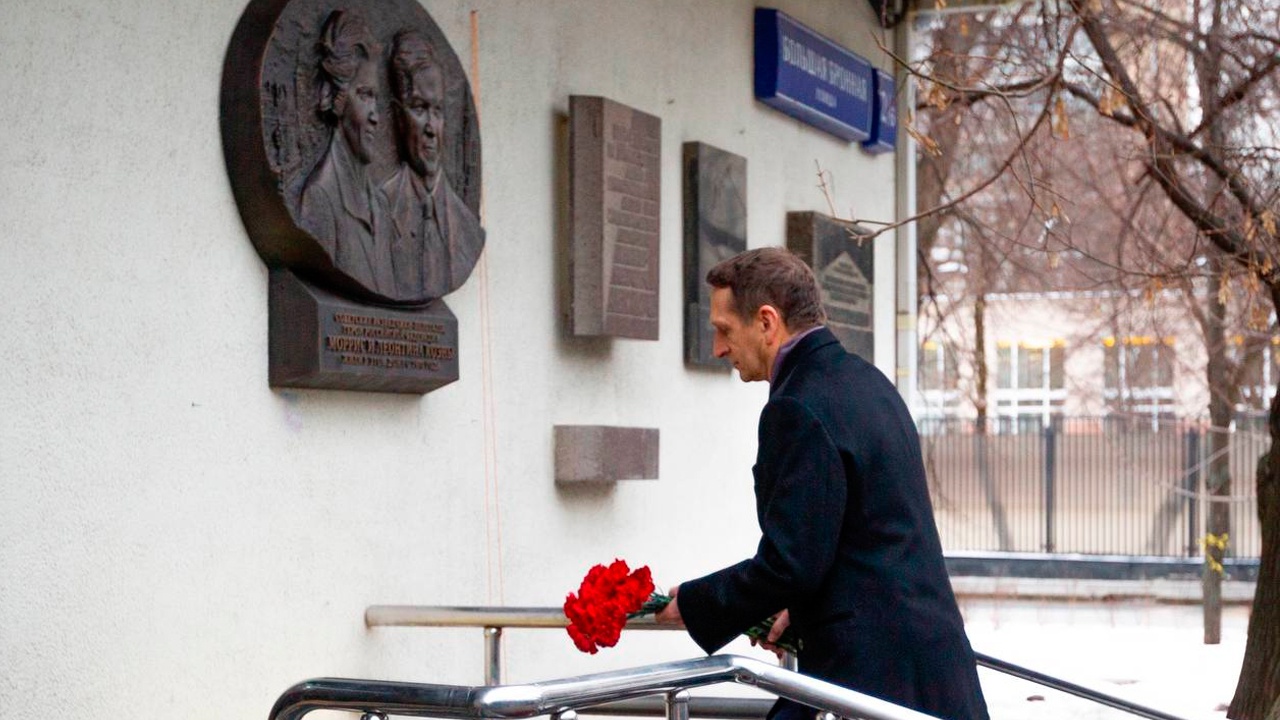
[786,212,874,360]
[554,425,659,483]
[683,142,746,368]
[569,96,661,340]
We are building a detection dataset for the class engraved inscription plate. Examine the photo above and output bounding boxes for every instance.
[683,142,746,368]
[222,0,484,306]
[270,269,459,393]
[569,96,661,340]
[786,211,874,359]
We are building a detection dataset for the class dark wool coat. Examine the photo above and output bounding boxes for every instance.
[678,327,989,720]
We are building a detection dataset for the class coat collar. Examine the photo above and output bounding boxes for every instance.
[769,325,841,397]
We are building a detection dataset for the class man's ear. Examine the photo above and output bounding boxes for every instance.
[758,305,783,342]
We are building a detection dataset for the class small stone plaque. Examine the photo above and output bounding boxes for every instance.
[554,426,659,483]
[269,269,458,393]
[683,142,747,368]
[786,212,874,359]
[569,96,661,340]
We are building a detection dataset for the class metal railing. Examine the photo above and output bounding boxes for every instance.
[268,655,939,720]
[360,605,1190,720]
[918,415,1264,558]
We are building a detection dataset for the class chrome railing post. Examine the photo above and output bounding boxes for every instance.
[665,690,690,720]
[553,710,579,720]
[780,652,797,672]
[484,626,503,686]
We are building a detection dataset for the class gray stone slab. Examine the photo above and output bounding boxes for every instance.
[269,269,458,394]
[554,425,659,483]
[786,211,874,360]
[569,96,661,340]
[683,142,746,368]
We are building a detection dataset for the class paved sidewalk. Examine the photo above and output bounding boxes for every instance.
[960,597,1249,720]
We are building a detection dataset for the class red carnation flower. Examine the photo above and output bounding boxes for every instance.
[562,559,657,654]
[562,560,801,655]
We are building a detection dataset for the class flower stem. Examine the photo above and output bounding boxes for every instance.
[629,593,801,654]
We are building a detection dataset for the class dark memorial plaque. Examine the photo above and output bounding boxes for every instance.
[270,270,458,393]
[569,96,661,340]
[222,0,483,392]
[683,142,746,368]
[787,212,874,359]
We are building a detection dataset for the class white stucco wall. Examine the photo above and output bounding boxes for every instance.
[0,2,899,718]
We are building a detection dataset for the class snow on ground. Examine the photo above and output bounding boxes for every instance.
[960,597,1250,720]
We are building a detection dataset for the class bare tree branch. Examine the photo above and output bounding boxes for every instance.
[1193,54,1280,137]
[913,75,1057,112]
[1064,2,1277,273]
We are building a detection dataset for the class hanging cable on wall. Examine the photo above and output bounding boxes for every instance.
[470,9,506,608]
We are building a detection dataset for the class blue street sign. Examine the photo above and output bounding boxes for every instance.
[862,69,898,154]
[754,8,875,143]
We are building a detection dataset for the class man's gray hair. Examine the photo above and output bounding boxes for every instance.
[706,247,826,331]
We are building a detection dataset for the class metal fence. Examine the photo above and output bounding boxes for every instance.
[918,415,1265,559]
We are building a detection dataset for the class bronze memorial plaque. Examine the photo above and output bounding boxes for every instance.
[787,212,874,360]
[683,142,746,368]
[569,96,661,340]
[270,270,458,392]
[222,0,483,393]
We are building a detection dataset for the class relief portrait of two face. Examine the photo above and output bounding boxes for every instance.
[298,9,483,304]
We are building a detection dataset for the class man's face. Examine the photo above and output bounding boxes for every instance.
[340,59,379,164]
[397,65,445,182]
[710,287,769,382]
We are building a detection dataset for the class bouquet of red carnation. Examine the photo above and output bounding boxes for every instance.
[563,559,800,655]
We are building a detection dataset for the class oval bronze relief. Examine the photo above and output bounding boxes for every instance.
[222,0,484,306]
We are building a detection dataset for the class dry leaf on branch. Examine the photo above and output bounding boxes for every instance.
[1052,95,1070,140]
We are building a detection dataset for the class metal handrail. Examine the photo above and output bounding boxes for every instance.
[269,655,939,720]
[365,605,668,630]
[365,604,1192,720]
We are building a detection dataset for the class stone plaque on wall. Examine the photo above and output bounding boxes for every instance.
[222,0,481,393]
[569,96,661,340]
[554,426,659,483]
[270,270,458,393]
[787,212,874,359]
[683,142,747,368]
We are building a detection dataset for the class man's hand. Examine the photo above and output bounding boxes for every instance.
[655,585,684,627]
[750,609,791,659]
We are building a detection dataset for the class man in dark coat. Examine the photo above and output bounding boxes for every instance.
[656,248,988,720]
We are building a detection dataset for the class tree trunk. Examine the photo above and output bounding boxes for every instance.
[914,19,980,277]
[973,293,1012,550]
[1192,0,1234,642]
[1204,257,1232,644]
[1228,390,1280,719]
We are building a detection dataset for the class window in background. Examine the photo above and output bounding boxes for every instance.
[993,339,1067,433]
[1234,335,1279,413]
[919,340,963,431]
[1102,335,1177,420]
